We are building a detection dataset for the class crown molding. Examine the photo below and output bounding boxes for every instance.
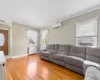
[12,21,39,29]
[12,21,39,30]
[39,5,100,29]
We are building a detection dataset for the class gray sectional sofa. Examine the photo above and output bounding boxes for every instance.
[40,44,100,75]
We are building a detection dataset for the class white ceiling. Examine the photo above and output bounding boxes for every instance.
[0,0,100,27]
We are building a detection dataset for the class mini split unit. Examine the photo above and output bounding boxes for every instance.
[52,22,62,29]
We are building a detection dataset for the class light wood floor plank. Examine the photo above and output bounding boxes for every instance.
[5,54,84,80]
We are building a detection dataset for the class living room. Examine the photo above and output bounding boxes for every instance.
[0,0,100,80]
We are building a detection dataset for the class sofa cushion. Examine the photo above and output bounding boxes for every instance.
[64,56,84,68]
[50,59,64,66]
[86,47,100,63]
[40,56,49,60]
[40,51,51,57]
[51,54,65,61]
[69,46,86,59]
[53,44,59,52]
[47,44,54,51]
[57,45,70,55]
[83,60,100,74]
[65,64,83,74]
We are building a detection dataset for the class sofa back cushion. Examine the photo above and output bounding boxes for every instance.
[47,44,54,51]
[57,45,70,55]
[53,44,59,52]
[69,46,86,59]
[86,47,100,63]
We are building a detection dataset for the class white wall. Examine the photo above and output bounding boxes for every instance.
[12,22,39,56]
[40,9,100,47]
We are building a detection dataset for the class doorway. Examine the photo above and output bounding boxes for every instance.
[27,30,38,54]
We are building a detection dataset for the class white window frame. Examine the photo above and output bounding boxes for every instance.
[76,17,98,47]
[41,30,48,50]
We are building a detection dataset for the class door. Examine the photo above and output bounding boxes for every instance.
[0,29,8,55]
[27,30,38,54]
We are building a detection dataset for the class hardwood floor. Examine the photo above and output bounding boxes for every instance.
[5,54,84,80]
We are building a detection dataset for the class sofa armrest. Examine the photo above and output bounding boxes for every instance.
[41,49,47,51]
[83,60,100,75]
[52,51,56,53]
[40,49,47,52]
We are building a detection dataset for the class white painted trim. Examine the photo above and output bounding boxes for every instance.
[5,56,12,59]
[76,17,98,25]
[12,54,28,59]
[12,21,38,29]
[76,17,98,37]
[10,5,100,28]
[39,5,100,28]
[75,17,98,47]
[28,53,39,55]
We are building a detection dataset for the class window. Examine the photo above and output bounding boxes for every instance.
[0,33,5,46]
[41,30,48,49]
[27,30,38,53]
[27,30,38,46]
[76,17,98,47]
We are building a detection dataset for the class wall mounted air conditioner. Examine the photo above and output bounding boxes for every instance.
[52,23,62,29]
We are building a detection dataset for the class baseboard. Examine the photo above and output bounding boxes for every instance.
[28,53,39,55]
[12,54,28,59]
[5,56,12,59]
